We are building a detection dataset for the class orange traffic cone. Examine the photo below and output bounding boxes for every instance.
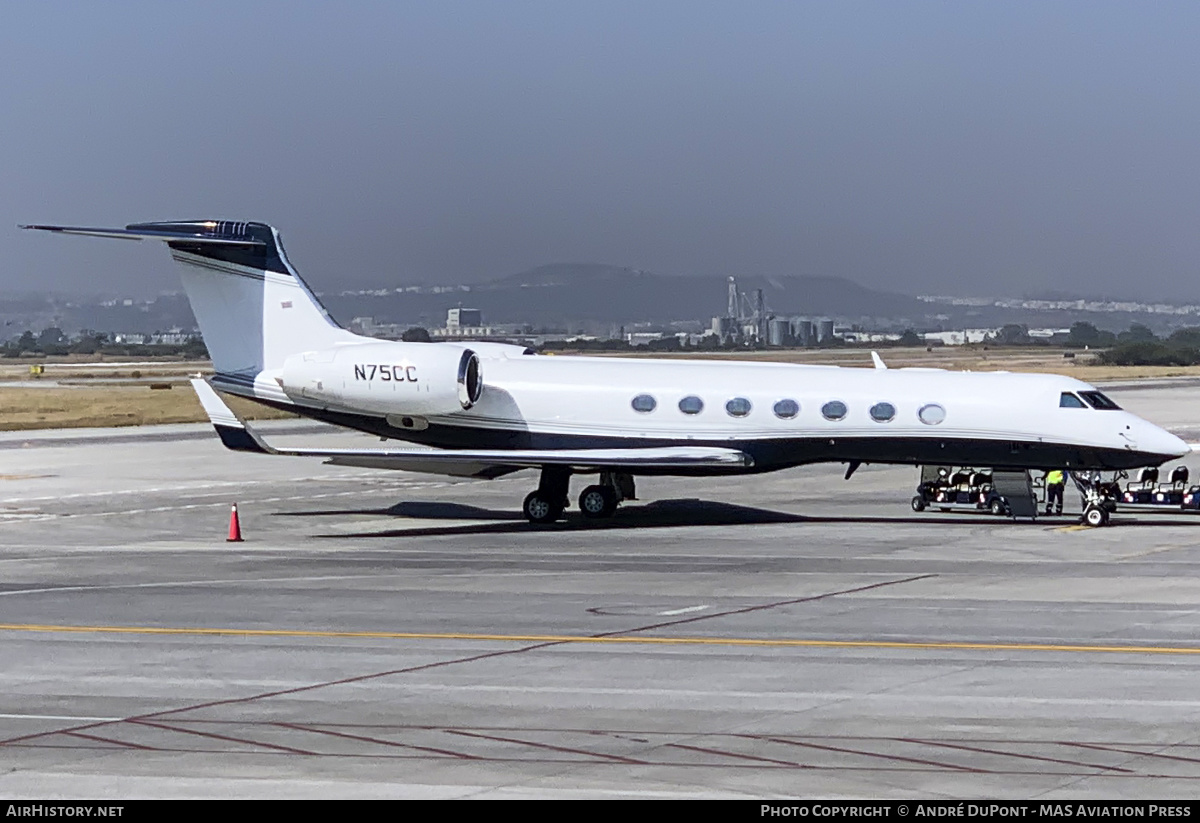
[226,503,244,542]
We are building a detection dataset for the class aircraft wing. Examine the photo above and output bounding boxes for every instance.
[191,379,753,478]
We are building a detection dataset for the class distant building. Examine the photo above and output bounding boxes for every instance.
[150,329,200,345]
[1028,328,1072,343]
[923,328,998,346]
[840,331,902,343]
[626,332,665,346]
[112,333,149,345]
[349,317,408,339]
[447,308,483,329]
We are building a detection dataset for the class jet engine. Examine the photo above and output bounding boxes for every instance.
[277,341,482,415]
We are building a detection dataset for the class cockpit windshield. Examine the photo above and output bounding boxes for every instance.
[1059,392,1087,408]
[1078,390,1121,410]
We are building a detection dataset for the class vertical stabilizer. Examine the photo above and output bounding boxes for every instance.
[21,220,361,379]
[143,221,359,377]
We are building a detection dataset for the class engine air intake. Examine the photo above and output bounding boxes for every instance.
[458,350,482,409]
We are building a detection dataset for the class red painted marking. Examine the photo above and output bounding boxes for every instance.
[904,738,1134,773]
[768,737,983,772]
[62,730,157,751]
[276,722,479,759]
[445,729,647,763]
[1067,741,1200,765]
[128,719,318,756]
[666,742,807,767]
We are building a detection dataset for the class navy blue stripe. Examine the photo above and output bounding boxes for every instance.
[224,395,1176,473]
[213,424,268,454]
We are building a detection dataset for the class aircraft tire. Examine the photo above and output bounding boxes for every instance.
[523,491,564,524]
[1084,505,1106,527]
[579,485,618,518]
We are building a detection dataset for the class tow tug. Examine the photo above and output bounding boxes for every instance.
[1072,465,1199,526]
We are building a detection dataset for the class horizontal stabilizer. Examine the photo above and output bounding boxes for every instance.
[20,222,266,246]
[190,379,753,477]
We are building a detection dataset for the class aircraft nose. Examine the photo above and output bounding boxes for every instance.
[1136,422,1190,459]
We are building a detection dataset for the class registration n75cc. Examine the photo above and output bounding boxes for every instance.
[354,364,418,383]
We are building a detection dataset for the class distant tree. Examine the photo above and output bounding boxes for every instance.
[15,331,36,353]
[1067,321,1103,348]
[1168,327,1200,349]
[1118,323,1157,343]
[401,326,432,343]
[995,324,1030,345]
[69,333,107,355]
[182,337,209,359]
[898,329,922,347]
[645,336,682,352]
[1100,340,1200,366]
[37,327,66,348]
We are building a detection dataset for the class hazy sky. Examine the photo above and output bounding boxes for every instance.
[5,1,1200,299]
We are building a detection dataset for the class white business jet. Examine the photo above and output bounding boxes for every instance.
[22,220,1190,523]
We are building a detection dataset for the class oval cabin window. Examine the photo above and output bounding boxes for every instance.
[725,397,752,417]
[678,395,704,415]
[773,399,799,419]
[821,400,848,421]
[631,394,657,413]
[918,403,946,425]
[869,402,896,422]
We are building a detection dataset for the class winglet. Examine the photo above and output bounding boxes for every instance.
[871,351,888,370]
[190,378,276,454]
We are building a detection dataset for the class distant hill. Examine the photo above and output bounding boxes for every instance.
[322,264,931,328]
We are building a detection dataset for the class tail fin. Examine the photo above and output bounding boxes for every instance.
[21,220,359,378]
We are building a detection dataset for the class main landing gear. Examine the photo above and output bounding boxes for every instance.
[521,468,635,524]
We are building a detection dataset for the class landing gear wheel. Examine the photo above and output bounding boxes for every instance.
[990,498,1007,517]
[579,485,619,518]
[911,496,926,512]
[523,491,564,524]
[1083,505,1108,527]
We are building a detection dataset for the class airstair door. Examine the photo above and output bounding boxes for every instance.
[992,470,1037,519]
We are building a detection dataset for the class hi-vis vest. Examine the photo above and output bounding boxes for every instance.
[1047,470,1065,485]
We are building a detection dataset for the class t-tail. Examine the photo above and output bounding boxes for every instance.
[20,220,360,399]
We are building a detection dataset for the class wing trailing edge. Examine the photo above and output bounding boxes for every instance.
[190,379,754,477]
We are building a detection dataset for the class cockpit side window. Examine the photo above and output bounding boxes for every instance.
[1059,392,1087,409]
[1079,390,1121,410]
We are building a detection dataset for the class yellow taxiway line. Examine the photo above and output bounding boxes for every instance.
[0,622,1198,656]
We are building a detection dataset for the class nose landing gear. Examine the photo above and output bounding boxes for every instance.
[1083,505,1109,527]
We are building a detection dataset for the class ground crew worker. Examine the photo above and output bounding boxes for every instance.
[1045,469,1066,515]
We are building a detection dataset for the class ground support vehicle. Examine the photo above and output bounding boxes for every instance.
[911,466,1019,517]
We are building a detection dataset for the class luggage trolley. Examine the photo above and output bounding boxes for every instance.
[911,466,1033,518]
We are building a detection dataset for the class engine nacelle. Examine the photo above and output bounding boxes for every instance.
[278,341,482,415]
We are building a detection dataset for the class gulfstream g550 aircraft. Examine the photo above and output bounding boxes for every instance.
[22,220,1190,523]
